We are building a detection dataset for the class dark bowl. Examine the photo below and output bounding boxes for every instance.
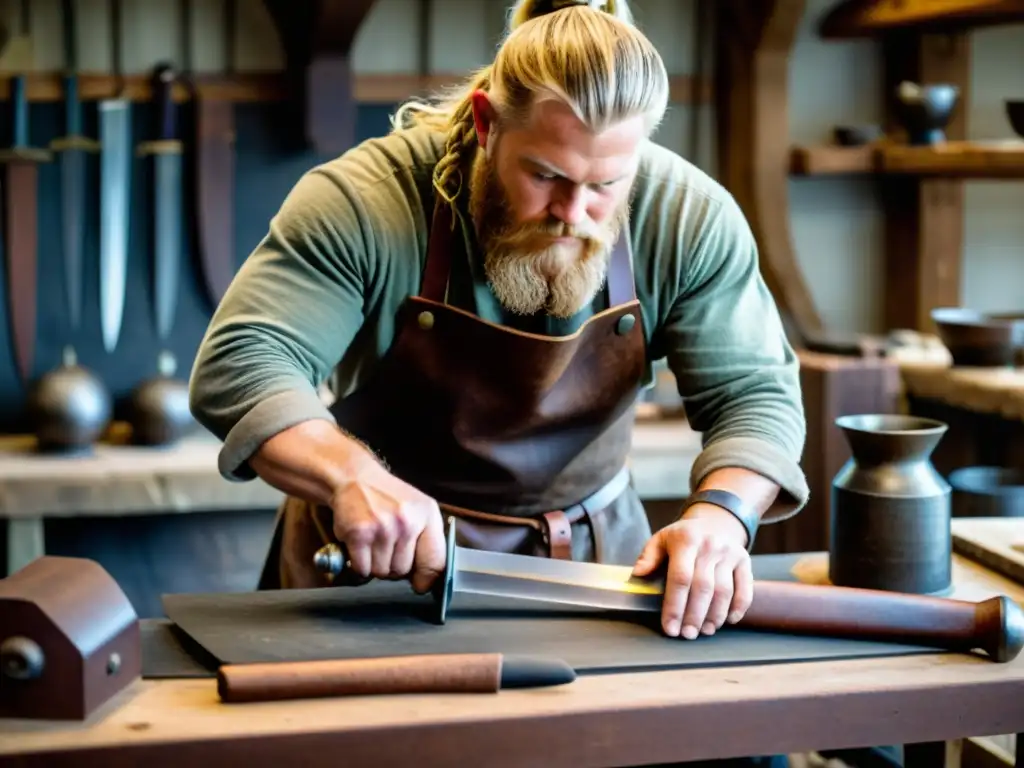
[931,307,1024,367]
[949,466,1024,518]
[833,124,883,147]
[1007,100,1024,139]
[894,83,959,145]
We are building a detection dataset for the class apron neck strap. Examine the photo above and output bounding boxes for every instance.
[419,199,636,306]
[419,200,457,303]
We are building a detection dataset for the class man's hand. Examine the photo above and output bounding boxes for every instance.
[631,504,753,639]
[329,453,448,594]
[249,419,448,595]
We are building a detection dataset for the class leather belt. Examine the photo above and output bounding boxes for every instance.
[438,466,632,560]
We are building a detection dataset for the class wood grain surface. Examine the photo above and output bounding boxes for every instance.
[952,518,1024,586]
[1,547,1022,766]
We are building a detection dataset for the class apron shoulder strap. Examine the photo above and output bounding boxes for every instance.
[419,199,456,302]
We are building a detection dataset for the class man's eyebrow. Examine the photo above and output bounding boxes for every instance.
[522,156,628,185]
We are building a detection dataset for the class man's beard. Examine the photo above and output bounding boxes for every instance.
[467,152,629,319]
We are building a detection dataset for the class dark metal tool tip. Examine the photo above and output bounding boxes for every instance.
[500,656,576,689]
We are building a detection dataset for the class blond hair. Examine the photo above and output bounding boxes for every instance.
[393,0,669,209]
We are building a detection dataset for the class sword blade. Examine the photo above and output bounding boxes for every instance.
[5,160,38,382]
[153,150,182,341]
[99,99,131,353]
[452,547,664,612]
[60,147,85,329]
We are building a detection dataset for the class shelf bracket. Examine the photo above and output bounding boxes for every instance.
[265,0,378,155]
[714,0,824,344]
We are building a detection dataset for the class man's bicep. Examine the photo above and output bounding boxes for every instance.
[188,170,373,468]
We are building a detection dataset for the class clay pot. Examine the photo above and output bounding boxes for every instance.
[26,346,112,453]
[127,351,196,446]
[894,81,959,145]
[829,414,952,596]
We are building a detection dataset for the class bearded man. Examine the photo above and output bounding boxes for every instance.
[189,0,808,664]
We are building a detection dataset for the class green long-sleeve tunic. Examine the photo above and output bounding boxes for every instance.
[188,124,809,522]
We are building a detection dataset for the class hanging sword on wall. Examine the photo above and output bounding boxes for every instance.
[98,0,132,354]
[1,0,51,384]
[137,63,183,345]
[51,0,99,338]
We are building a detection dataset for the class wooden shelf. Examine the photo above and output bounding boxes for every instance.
[790,145,877,175]
[880,140,1024,177]
[0,72,710,106]
[790,140,1024,178]
[819,0,1024,38]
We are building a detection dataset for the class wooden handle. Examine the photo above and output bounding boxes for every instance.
[742,581,1024,663]
[217,653,503,703]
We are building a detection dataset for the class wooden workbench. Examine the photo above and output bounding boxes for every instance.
[899,362,1024,476]
[1,530,1021,768]
[0,418,702,576]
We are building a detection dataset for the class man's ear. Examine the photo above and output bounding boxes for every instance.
[470,90,497,152]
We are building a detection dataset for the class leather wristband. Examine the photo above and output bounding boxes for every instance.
[681,489,759,551]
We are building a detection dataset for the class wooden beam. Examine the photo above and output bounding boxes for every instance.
[819,0,1024,38]
[881,32,971,333]
[0,73,710,106]
[714,0,824,342]
[264,0,379,154]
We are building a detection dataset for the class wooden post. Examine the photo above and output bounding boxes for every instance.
[714,0,824,344]
[881,32,971,332]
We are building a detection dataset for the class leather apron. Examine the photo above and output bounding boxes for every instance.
[258,199,652,589]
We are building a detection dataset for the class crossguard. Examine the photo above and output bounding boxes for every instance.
[313,515,458,625]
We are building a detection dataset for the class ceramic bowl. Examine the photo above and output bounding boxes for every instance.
[894,82,959,145]
[949,466,1024,518]
[930,307,1024,367]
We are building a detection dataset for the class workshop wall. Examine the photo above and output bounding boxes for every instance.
[0,0,1021,434]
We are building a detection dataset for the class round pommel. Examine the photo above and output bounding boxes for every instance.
[313,543,346,577]
[1,636,45,680]
[994,595,1024,663]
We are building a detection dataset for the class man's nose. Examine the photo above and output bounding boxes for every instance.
[551,187,587,227]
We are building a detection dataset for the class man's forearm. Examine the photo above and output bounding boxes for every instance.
[249,419,381,506]
[694,467,780,519]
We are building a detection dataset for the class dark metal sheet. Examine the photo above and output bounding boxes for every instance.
[158,555,938,678]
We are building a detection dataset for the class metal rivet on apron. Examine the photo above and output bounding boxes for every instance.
[417,311,435,330]
[616,313,636,335]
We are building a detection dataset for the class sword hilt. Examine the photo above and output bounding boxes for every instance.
[152,62,177,141]
[312,515,458,625]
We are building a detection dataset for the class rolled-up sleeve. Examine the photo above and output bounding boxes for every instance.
[188,169,371,481]
[657,194,808,522]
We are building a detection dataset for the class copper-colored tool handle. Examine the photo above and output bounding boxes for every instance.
[742,581,1024,663]
[217,653,503,703]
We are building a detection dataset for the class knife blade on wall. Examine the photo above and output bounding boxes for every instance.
[1,0,50,384]
[98,0,131,354]
[138,62,182,344]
